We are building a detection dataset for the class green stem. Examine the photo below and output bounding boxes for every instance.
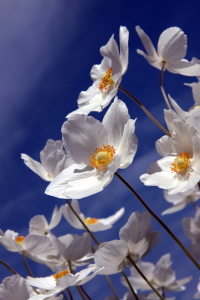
[115,172,200,270]
[127,256,165,300]
[119,85,170,137]
[121,271,139,300]
[160,61,171,109]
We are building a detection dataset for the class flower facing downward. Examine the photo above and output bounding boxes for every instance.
[136,26,200,76]
[46,98,138,199]
[67,26,129,117]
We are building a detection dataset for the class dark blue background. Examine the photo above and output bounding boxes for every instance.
[0,1,199,299]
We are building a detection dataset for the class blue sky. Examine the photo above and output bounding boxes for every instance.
[0,0,200,299]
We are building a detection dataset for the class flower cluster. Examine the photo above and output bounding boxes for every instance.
[1,24,200,300]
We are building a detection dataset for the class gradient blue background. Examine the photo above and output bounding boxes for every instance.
[0,0,200,299]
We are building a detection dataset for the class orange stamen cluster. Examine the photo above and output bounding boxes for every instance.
[84,217,99,225]
[15,236,25,246]
[53,270,70,280]
[89,145,116,170]
[171,152,191,173]
[99,67,115,92]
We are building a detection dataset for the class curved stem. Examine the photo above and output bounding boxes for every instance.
[0,260,18,275]
[22,252,34,277]
[127,256,164,300]
[65,199,99,246]
[119,85,170,137]
[104,275,120,300]
[115,172,200,270]
[80,286,93,300]
[62,291,69,300]
[66,288,73,300]
[121,271,139,300]
[160,61,171,109]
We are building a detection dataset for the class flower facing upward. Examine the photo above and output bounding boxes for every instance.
[66,26,129,117]
[46,98,138,199]
[136,26,200,76]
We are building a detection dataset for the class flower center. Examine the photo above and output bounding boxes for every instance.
[171,152,191,173]
[99,67,115,92]
[15,236,25,246]
[53,270,70,281]
[84,217,99,225]
[89,145,116,170]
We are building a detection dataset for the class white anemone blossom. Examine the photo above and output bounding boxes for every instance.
[121,254,192,292]
[182,209,200,260]
[29,205,63,236]
[140,112,200,195]
[46,98,138,199]
[26,265,104,300]
[21,139,73,181]
[162,185,200,215]
[136,26,200,76]
[67,26,129,117]
[62,199,124,232]
[93,211,160,275]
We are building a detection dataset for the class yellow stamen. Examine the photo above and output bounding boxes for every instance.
[84,217,99,225]
[99,67,115,92]
[15,236,25,246]
[53,270,70,281]
[89,145,116,170]
[171,152,191,173]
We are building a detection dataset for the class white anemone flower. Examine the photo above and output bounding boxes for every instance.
[26,265,104,300]
[46,98,138,199]
[136,26,200,76]
[67,26,129,117]
[93,211,160,275]
[21,139,73,181]
[0,275,37,300]
[140,116,200,195]
[29,206,63,235]
[121,254,192,292]
[62,200,124,232]
[182,210,200,260]
[0,229,56,261]
[162,185,200,215]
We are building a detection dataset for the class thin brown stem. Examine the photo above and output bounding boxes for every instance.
[22,252,34,277]
[76,286,87,300]
[0,260,18,275]
[65,199,99,246]
[66,288,73,300]
[160,61,171,109]
[115,172,200,270]
[127,256,165,300]
[121,271,139,300]
[62,291,69,300]
[119,85,171,137]
[104,275,120,300]
[80,286,93,300]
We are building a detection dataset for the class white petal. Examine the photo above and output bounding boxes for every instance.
[169,60,200,76]
[21,154,50,181]
[26,276,56,290]
[158,27,187,61]
[62,200,84,229]
[29,215,48,235]
[135,26,158,58]
[62,114,108,165]
[119,26,129,74]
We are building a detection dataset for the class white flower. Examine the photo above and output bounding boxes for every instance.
[46,98,138,199]
[0,275,37,300]
[162,185,200,215]
[27,265,104,300]
[67,26,129,117]
[21,139,73,181]
[93,211,160,275]
[136,26,200,76]
[29,206,63,235]
[121,254,192,292]
[140,115,200,195]
[62,199,124,231]
[182,210,200,260]
[0,229,56,261]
